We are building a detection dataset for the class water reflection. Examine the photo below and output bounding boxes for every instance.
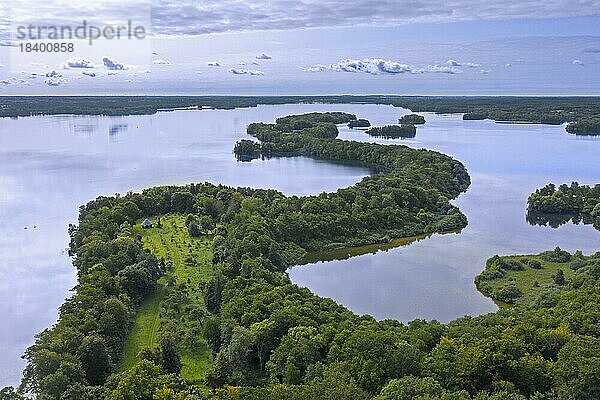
[109,124,128,137]
[526,211,600,231]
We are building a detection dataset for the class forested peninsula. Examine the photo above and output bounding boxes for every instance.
[6,114,600,400]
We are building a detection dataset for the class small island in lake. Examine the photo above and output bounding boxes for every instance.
[399,114,426,125]
[366,124,417,138]
[526,182,600,230]
[348,118,371,128]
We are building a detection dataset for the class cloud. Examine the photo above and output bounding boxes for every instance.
[427,64,462,74]
[0,79,9,85]
[152,59,171,65]
[256,53,272,60]
[207,62,221,67]
[329,58,415,74]
[0,62,4,68]
[572,59,584,66]
[82,71,96,77]
[583,47,600,53]
[300,65,328,72]
[304,58,474,75]
[102,57,126,70]
[4,1,598,38]
[228,68,264,75]
[152,0,600,35]
[44,78,63,86]
[445,59,480,68]
[45,70,62,78]
[61,57,94,69]
[480,69,491,74]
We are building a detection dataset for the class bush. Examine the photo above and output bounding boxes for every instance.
[493,286,523,304]
[528,259,542,269]
[542,247,572,263]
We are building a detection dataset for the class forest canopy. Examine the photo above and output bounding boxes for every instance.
[8,113,600,400]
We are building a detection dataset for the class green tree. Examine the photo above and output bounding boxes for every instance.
[79,334,111,386]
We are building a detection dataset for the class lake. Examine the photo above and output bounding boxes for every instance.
[1,103,599,386]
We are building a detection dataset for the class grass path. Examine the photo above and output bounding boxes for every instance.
[120,215,214,381]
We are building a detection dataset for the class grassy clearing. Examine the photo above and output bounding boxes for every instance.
[476,254,576,307]
[120,214,214,381]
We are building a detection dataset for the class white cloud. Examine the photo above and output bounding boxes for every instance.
[480,69,491,74]
[583,48,600,53]
[102,57,126,70]
[45,70,62,78]
[82,71,96,77]
[256,53,272,60]
[44,78,63,86]
[228,68,264,75]
[153,59,171,65]
[300,65,328,72]
[61,57,94,69]
[207,61,221,67]
[427,64,462,74]
[304,58,477,75]
[329,58,415,74]
[0,62,4,68]
[572,59,584,66]
[0,79,9,85]
[445,59,480,68]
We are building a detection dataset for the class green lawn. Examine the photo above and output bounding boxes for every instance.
[120,215,214,381]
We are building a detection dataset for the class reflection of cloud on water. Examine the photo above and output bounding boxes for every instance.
[71,124,98,137]
[109,124,129,137]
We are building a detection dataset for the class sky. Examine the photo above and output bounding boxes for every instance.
[0,0,599,95]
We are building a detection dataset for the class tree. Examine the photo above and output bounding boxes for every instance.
[205,349,232,389]
[554,269,566,285]
[203,317,222,356]
[379,376,444,400]
[79,334,111,385]
[554,336,600,400]
[160,334,182,374]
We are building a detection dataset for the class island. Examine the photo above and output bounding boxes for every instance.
[348,118,371,128]
[11,114,600,400]
[365,124,417,139]
[526,182,600,230]
[399,114,426,125]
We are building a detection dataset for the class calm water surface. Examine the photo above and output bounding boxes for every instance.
[1,103,600,386]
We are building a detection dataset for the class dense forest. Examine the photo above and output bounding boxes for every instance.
[4,114,600,400]
[1,96,599,135]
